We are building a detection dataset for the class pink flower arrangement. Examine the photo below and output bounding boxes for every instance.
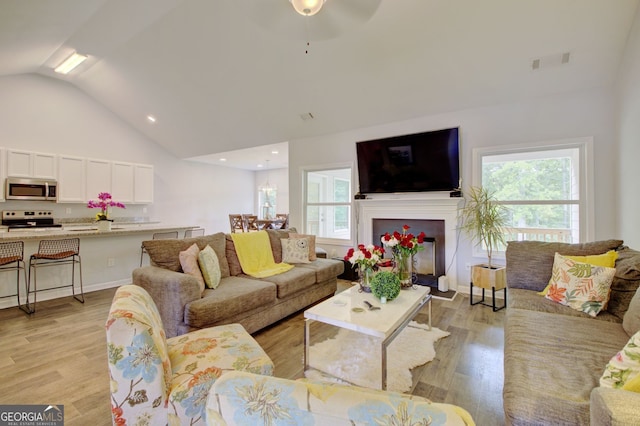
[87,192,125,220]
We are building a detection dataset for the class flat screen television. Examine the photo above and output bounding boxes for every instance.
[356,127,460,194]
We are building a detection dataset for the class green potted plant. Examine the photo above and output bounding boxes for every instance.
[370,271,401,303]
[458,186,509,288]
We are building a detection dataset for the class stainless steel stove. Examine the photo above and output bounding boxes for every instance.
[1,210,62,231]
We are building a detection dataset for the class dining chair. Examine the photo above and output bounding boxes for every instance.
[245,215,259,232]
[229,214,245,233]
[276,213,289,229]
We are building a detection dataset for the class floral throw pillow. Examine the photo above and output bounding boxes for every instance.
[544,252,616,317]
[600,330,640,390]
[281,238,311,264]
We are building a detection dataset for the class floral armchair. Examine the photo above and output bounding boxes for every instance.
[106,285,274,425]
[206,371,475,425]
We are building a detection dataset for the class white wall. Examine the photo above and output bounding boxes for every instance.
[0,74,256,234]
[616,6,640,248]
[289,87,619,290]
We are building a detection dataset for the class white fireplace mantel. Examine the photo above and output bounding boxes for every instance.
[356,196,463,290]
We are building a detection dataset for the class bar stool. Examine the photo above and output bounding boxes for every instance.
[28,238,84,313]
[140,231,179,266]
[0,241,31,314]
[184,228,205,238]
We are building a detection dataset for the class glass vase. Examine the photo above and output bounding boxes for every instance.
[359,265,373,292]
[395,252,413,288]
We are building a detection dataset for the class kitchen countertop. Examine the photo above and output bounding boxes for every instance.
[0,223,196,241]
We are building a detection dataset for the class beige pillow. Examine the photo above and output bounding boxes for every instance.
[281,238,311,264]
[198,245,221,289]
[289,233,317,261]
[179,243,205,294]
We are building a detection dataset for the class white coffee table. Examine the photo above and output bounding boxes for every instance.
[304,284,432,390]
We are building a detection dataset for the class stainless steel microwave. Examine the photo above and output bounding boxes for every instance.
[5,177,58,201]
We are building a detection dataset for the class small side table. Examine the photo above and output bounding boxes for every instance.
[469,264,507,312]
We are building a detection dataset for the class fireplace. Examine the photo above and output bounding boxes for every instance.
[357,195,463,291]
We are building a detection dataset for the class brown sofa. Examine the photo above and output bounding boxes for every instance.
[133,229,343,338]
[503,240,640,425]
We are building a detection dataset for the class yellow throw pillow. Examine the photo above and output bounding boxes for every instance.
[622,372,640,393]
[538,250,618,296]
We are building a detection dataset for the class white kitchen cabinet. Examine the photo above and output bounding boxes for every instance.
[6,149,56,179]
[111,161,134,203]
[134,164,154,203]
[86,158,112,200]
[57,155,86,203]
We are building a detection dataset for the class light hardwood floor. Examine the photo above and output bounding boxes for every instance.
[0,283,505,425]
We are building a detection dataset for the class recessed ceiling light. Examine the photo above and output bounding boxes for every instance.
[219,158,227,162]
[54,52,88,74]
[271,150,279,154]
[257,164,264,168]
[146,115,157,123]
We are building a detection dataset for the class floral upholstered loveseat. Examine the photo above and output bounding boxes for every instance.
[205,371,476,426]
[106,285,274,425]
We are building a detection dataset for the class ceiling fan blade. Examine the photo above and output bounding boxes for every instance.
[233,0,382,41]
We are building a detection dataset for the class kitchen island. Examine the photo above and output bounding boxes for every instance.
[0,223,196,310]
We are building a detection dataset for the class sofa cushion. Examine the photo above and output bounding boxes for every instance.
[198,245,221,289]
[281,237,311,264]
[544,253,616,317]
[225,235,242,276]
[289,233,317,261]
[623,287,640,337]
[144,232,230,278]
[504,308,631,425]
[297,258,345,283]
[179,243,205,294]
[608,247,640,321]
[505,239,623,291]
[184,277,276,328]
[508,288,622,322]
[266,229,291,263]
[248,267,317,299]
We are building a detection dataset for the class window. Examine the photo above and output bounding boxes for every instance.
[474,138,593,249]
[304,167,352,241]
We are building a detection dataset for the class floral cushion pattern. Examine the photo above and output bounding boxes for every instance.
[106,285,274,426]
[206,371,475,426]
[545,253,616,317]
[600,330,640,390]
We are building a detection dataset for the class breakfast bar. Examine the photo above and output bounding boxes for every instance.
[0,223,196,310]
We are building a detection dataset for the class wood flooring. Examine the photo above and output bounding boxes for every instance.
[0,282,505,425]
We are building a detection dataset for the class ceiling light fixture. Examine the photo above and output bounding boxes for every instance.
[290,0,326,16]
[146,115,157,123]
[54,52,88,74]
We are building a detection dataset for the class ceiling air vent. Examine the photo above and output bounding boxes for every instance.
[300,112,315,121]
[531,52,571,71]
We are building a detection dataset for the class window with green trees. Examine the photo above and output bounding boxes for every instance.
[476,139,592,246]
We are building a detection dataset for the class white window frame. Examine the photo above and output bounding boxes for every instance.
[301,162,355,245]
[472,137,595,259]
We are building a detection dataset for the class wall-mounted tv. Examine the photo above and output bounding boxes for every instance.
[356,127,460,194]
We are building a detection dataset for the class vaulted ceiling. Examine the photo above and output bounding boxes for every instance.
[1,0,638,170]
